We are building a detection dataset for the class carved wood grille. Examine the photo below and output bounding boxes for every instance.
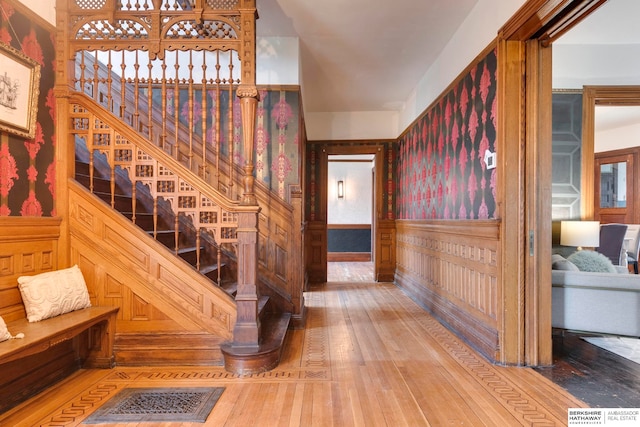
[71,101,239,284]
[67,0,249,198]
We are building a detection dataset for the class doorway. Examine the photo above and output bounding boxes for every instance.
[327,154,375,282]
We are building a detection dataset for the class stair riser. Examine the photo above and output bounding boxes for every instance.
[76,174,128,196]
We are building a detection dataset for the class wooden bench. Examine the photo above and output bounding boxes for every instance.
[1,306,119,369]
[0,306,119,413]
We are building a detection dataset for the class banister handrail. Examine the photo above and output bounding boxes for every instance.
[70,92,259,216]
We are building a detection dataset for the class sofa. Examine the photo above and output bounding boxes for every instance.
[552,254,640,337]
[551,252,640,337]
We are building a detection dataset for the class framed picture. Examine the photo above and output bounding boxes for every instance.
[0,42,40,139]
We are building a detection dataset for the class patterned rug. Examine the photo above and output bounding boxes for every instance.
[582,336,640,364]
[84,387,224,424]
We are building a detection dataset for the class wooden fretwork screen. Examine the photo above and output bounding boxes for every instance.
[56,0,259,202]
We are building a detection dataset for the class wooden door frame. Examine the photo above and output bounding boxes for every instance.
[594,151,635,224]
[582,86,640,220]
[320,142,387,281]
[498,0,608,365]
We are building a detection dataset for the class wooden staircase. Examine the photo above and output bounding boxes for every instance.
[73,133,290,373]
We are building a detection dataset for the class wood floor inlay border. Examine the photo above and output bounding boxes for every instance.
[401,294,571,426]
[1,263,585,426]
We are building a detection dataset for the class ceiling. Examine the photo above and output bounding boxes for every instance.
[255,0,477,114]
[255,0,640,127]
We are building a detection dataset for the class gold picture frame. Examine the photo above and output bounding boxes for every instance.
[0,42,40,139]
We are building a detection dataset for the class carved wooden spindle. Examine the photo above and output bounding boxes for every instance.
[173,51,180,161]
[120,51,126,121]
[215,51,222,190]
[201,52,208,180]
[187,51,194,169]
[133,52,140,132]
[237,85,258,206]
[196,229,201,271]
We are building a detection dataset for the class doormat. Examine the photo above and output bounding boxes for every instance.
[83,387,225,424]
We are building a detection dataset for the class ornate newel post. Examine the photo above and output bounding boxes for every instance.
[223,0,262,356]
[230,86,261,350]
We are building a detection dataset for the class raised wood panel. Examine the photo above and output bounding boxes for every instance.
[394,220,501,360]
[0,217,80,413]
[0,217,61,322]
[68,182,236,343]
[306,221,327,283]
[376,219,396,282]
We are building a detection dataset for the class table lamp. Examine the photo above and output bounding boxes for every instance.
[560,220,600,250]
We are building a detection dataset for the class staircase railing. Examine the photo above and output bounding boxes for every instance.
[57,0,303,368]
[70,46,303,325]
[69,92,268,353]
[69,93,252,270]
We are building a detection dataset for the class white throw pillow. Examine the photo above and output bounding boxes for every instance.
[0,315,11,342]
[18,265,91,322]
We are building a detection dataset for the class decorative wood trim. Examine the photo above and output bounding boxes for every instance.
[582,86,640,221]
[327,224,371,230]
[327,252,371,262]
[524,39,553,366]
[494,0,611,366]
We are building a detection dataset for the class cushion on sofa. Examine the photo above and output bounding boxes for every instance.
[18,265,92,322]
[552,254,580,271]
[567,250,617,273]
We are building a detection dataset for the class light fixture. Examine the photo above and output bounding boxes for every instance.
[337,180,344,199]
[560,220,600,250]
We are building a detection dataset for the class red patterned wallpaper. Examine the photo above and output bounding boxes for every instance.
[396,49,497,220]
[0,1,56,216]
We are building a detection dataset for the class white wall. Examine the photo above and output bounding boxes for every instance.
[327,161,373,224]
[398,0,526,133]
[17,0,55,24]
[306,111,399,141]
[257,36,300,85]
[596,122,640,153]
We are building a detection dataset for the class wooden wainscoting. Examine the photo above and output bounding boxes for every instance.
[305,221,327,283]
[395,219,501,361]
[0,217,69,412]
[68,182,236,365]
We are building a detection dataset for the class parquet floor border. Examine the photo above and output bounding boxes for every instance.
[398,285,578,426]
[2,263,586,426]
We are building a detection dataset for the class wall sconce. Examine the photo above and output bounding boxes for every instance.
[337,180,344,199]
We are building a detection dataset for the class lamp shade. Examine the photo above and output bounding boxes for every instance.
[560,220,600,248]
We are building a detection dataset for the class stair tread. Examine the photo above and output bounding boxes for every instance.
[200,264,225,274]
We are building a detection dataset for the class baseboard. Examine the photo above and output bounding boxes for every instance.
[327,252,371,262]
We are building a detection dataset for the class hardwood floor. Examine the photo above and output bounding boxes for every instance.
[535,329,640,408]
[326,261,374,282]
[1,262,589,426]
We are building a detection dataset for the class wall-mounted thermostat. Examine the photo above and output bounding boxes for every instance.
[484,150,496,170]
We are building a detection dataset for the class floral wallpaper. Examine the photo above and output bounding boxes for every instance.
[396,49,498,220]
[155,86,301,201]
[0,0,56,217]
[255,89,300,200]
[305,141,395,221]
